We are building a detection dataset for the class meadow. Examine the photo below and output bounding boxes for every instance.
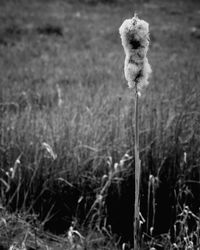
[0,0,200,249]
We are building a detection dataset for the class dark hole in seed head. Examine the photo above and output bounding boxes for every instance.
[135,69,143,83]
[129,37,141,49]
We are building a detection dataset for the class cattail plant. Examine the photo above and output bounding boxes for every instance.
[119,14,151,248]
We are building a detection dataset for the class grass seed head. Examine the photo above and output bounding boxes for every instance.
[42,142,57,160]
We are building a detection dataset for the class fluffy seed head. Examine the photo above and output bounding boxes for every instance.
[119,15,152,91]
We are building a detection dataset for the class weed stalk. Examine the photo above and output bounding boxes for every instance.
[134,87,141,249]
[119,15,151,248]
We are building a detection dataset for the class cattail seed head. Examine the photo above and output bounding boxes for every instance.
[119,14,152,91]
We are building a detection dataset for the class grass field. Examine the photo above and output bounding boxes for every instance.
[0,0,200,249]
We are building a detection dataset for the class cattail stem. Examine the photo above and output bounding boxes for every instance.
[119,15,151,248]
[134,87,141,249]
